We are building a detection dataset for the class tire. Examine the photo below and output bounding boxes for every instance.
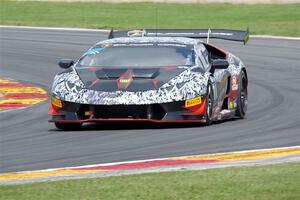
[55,122,82,130]
[236,70,248,118]
[205,83,214,126]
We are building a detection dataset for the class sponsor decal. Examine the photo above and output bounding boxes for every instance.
[117,70,133,90]
[185,96,202,108]
[229,100,234,109]
[231,75,238,91]
[234,100,237,108]
[119,79,131,83]
[84,48,104,56]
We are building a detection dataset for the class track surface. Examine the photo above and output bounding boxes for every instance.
[0,27,299,173]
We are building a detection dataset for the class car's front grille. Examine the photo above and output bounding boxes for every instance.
[78,104,166,120]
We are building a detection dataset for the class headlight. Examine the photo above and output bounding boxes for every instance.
[51,97,62,108]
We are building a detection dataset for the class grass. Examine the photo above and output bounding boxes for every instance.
[0,1,299,36]
[0,163,300,200]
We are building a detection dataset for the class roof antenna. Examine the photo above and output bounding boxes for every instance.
[108,27,114,39]
[206,28,211,43]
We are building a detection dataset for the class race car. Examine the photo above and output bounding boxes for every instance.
[49,29,249,130]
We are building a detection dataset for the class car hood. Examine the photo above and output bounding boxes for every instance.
[76,66,186,92]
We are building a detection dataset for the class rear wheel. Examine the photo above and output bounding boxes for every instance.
[236,71,248,118]
[205,83,214,126]
[55,122,82,130]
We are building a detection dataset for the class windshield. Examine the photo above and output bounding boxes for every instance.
[78,45,195,68]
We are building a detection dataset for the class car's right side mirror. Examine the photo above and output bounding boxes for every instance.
[210,59,229,73]
[58,59,74,69]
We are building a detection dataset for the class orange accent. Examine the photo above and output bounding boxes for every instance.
[48,103,60,115]
[51,97,62,108]
[85,111,93,116]
[182,99,206,116]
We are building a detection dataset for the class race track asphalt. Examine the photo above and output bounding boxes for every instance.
[0,27,299,173]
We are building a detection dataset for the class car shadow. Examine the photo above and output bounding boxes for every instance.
[49,117,243,132]
[85,122,203,130]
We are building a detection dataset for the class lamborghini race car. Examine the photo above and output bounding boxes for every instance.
[49,29,249,130]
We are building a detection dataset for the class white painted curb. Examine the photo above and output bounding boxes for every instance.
[1,25,300,40]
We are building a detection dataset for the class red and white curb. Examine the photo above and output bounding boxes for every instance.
[0,78,48,111]
[1,146,299,184]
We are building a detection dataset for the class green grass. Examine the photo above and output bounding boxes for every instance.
[0,1,299,36]
[1,163,300,200]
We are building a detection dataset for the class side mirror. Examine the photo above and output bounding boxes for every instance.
[58,59,74,69]
[212,59,229,69]
[210,59,229,73]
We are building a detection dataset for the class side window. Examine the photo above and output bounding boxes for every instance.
[195,44,210,70]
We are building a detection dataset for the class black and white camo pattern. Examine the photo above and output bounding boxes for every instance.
[228,53,243,75]
[52,67,208,105]
[51,37,243,105]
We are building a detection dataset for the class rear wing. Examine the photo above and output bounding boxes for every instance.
[108,28,250,45]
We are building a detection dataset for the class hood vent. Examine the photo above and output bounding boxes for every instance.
[76,67,186,92]
[95,68,160,79]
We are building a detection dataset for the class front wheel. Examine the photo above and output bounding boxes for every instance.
[205,83,214,126]
[236,71,248,118]
[55,122,82,130]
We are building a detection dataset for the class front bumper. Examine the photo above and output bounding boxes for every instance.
[48,97,207,123]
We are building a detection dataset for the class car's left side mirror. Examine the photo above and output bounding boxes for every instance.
[210,59,229,73]
[58,59,74,69]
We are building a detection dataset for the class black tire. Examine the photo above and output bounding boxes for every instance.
[55,122,82,130]
[205,83,214,126]
[236,70,248,118]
